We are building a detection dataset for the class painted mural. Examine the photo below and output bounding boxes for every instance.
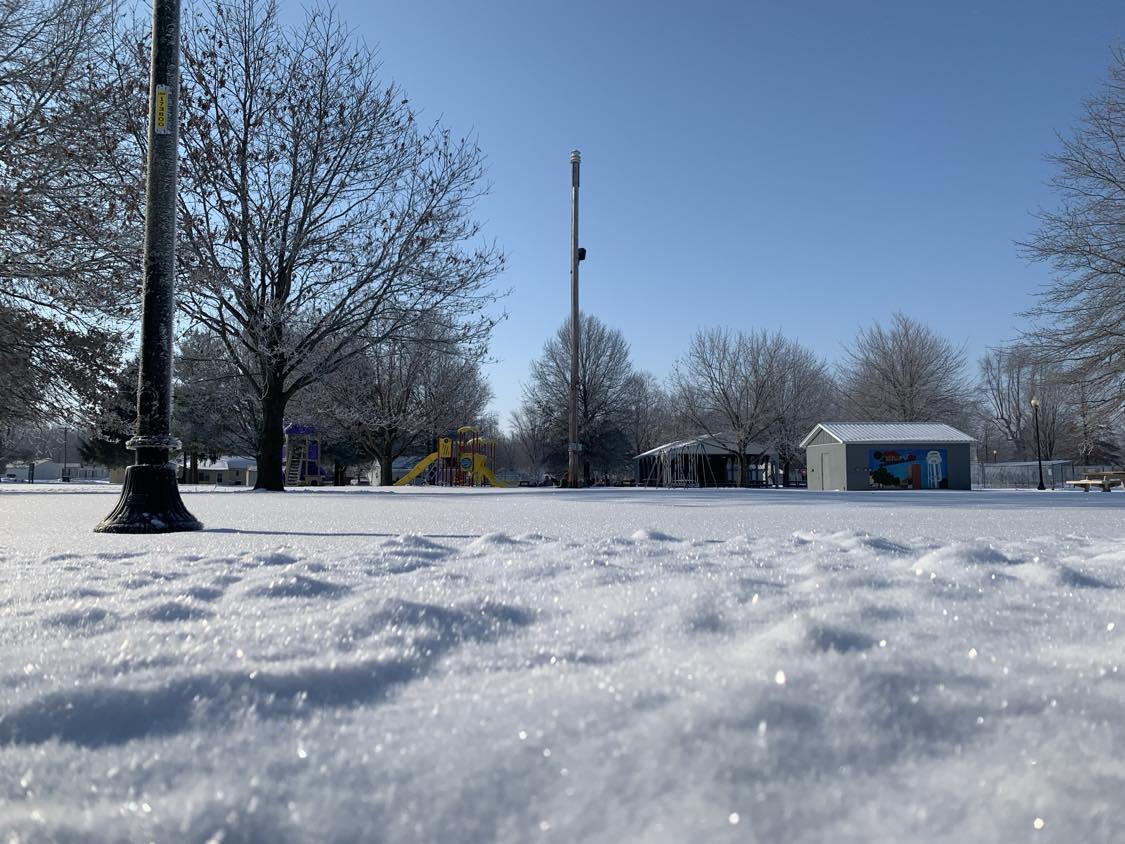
[867,448,948,490]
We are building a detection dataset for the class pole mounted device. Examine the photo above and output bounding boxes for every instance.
[568,150,583,488]
[97,0,201,532]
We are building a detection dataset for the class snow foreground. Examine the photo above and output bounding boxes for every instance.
[1,486,1123,843]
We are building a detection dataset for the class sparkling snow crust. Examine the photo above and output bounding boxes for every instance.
[1,486,1123,842]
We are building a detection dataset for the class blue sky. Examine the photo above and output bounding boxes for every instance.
[312,0,1122,426]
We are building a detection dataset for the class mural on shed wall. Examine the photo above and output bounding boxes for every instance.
[868,448,948,490]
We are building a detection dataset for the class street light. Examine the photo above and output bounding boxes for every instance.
[1030,396,1046,491]
[96,0,201,533]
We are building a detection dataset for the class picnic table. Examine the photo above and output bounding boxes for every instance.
[1065,470,1125,492]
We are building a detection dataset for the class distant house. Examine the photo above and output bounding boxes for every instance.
[801,423,974,491]
[109,462,179,484]
[111,456,259,486]
[63,462,111,481]
[2,460,109,483]
[195,456,257,486]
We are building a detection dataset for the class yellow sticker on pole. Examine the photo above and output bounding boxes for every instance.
[154,85,170,134]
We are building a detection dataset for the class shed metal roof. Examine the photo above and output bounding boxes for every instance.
[800,423,975,448]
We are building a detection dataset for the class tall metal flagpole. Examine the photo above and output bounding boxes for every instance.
[97,0,201,532]
[568,150,581,488]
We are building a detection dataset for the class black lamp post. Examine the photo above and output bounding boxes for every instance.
[1031,396,1046,491]
[96,0,201,533]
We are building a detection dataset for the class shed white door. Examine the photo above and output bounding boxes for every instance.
[820,452,832,490]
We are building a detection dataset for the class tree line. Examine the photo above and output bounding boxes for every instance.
[4,5,1125,485]
[507,307,1123,485]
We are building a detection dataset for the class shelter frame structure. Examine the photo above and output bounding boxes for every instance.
[635,434,777,488]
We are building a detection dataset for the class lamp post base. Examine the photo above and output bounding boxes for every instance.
[95,464,203,533]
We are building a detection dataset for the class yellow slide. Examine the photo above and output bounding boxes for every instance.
[473,453,509,487]
[393,452,438,486]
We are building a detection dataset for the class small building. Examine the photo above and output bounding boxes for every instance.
[635,434,778,487]
[195,456,257,486]
[801,422,974,491]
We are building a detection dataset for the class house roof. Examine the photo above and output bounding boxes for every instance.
[799,422,975,448]
[635,433,775,460]
[198,456,256,471]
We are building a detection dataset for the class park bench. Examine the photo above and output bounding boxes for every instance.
[1065,471,1125,492]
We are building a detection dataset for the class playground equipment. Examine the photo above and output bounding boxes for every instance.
[283,424,321,486]
[395,426,508,487]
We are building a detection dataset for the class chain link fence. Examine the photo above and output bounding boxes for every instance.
[971,461,1118,489]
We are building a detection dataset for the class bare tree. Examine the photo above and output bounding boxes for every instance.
[163,0,502,489]
[620,371,672,459]
[300,330,492,485]
[838,313,970,424]
[979,344,1080,460]
[413,348,494,450]
[670,327,787,487]
[491,429,520,475]
[0,0,141,427]
[1,420,57,469]
[981,346,1039,459]
[1072,382,1122,465]
[174,330,259,481]
[508,404,555,477]
[1023,47,1125,413]
[772,342,834,484]
[520,312,635,481]
[1031,381,1069,461]
[980,345,1036,459]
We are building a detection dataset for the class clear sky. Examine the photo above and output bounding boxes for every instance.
[303,0,1122,426]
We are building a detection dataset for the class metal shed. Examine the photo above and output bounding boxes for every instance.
[801,423,974,491]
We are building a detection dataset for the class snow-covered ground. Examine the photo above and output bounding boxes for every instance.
[1,485,1123,842]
